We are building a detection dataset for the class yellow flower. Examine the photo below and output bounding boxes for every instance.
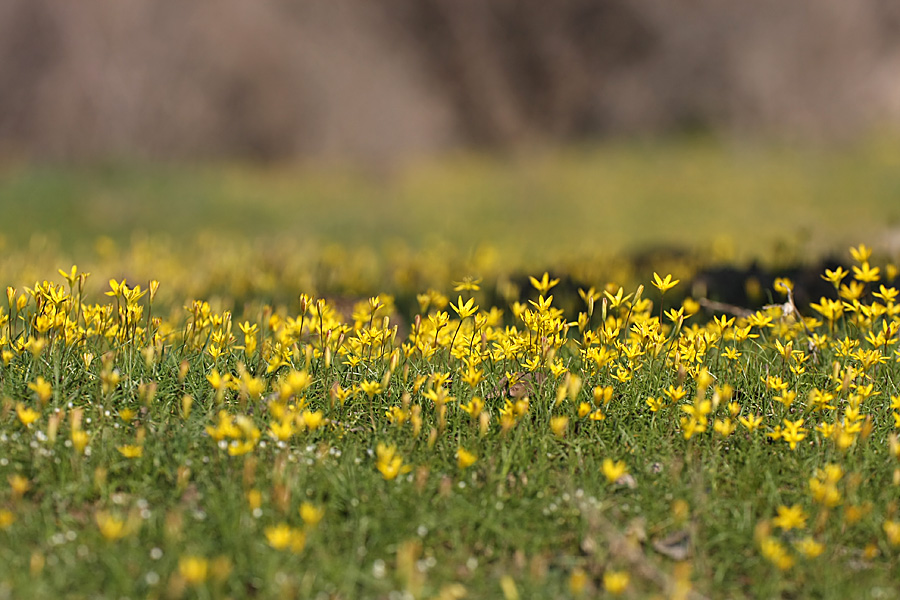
[604,286,633,309]
[578,286,601,306]
[722,347,742,361]
[95,511,128,541]
[809,465,843,507]
[500,575,519,600]
[844,503,871,525]
[773,505,807,531]
[0,509,15,529]
[71,430,90,454]
[602,570,630,595]
[781,418,807,450]
[24,336,46,357]
[450,296,479,319]
[589,409,606,421]
[663,385,687,403]
[15,403,40,427]
[9,474,31,499]
[178,555,209,585]
[809,388,836,411]
[852,261,880,283]
[652,272,680,293]
[300,410,325,431]
[760,537,794,570]
[207,369,231,392]
[265,523,293,550]
[285,370,312,395]
[549,416,569,438]
[58,264,82,288]
[299,503,325,528]
[289,529,307,553]
[850,243,872,263]
[375,443,411,480]
[593,385,614,404]
[117,445,143,458]
[569,568,588,597]
[793,536,824,558]
[773,391,796,408]
[460,397,484,419]
[27,377,52,405]
[268,419,294,442]
[227,439,257,456]
[884,520,900,546]
[664,306,684,323]
[682,297,701,315]
[713,418,735,437]
[452,276,482,292]
[265,523,306,553]
[359,380,383,398]
[873,284,899,304]
[645,396,665,412]
[457,447,477,469]
[247,489,262,511]
[529,272,559,295]
[602,459,628,484]
[461,365,484,388]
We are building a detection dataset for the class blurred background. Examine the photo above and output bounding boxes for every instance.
[2,0,900,306]
[4,0,900,161]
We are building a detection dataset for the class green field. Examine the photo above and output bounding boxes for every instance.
[3,137,900,262]
[2,140,900,599]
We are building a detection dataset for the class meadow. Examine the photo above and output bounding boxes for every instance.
[2,139,900,599]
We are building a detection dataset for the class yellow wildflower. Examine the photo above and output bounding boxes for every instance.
[713,418,735,437]
[95,511,128,541]
[549,416,569,438]
[760,537,794,570]
[15,403,40,427]
[450,296,479,319]
[884,520,900,546]
[457,447,478,469]
[602,570,629,595]
[27,377,52,405]
[0,510,15,529]
[116,445,143,458]
[9,474,30,499]
[299,503,325,528]
[300,410,325,431]
[529,272,559,295]
[376,443,411,480]
[773,505,807,531]
[265,523,293,550]
[793,536,825,559]
[652,272,680,293]
[781,418,807,450]
[178,555,209,585]
[602,459,628,484]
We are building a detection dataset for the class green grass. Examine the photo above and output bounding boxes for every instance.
[3,139,900,598]
[2,267,900,598]
[3,136,900,263]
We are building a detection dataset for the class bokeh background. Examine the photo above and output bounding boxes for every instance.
[2,0,900,302]
[4,0,900,161]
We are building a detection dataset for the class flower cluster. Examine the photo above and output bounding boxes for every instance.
[2,243,900,597]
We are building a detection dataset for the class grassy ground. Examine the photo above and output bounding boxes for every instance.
[2,140,900,598]
[2,136,900,262]
[2,258,900,599]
